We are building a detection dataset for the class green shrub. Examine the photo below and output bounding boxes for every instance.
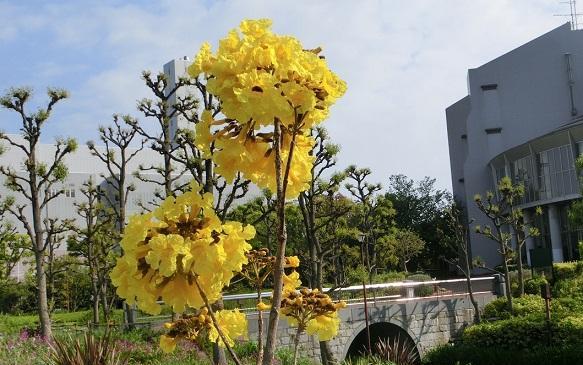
[552,262,582,282]
[553,276,583,299]
[460,315,583,350]
[406,273,433,297]
[524,275,548,295]
[423,343,583,365]
[483,295,545,319]
[373,271,407,284]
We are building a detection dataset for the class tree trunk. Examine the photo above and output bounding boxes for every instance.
[263,119,287,365]
[90,267,100,325]
[515,231,525,297]
[34,251,52,339]
[256,285,264,365]
[319,341,337,365]
[501,247,513,313]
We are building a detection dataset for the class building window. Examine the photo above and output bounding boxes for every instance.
[511,155,536,203]
[537,144,577,200]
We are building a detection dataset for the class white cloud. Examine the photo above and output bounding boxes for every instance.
[0,0,570,191]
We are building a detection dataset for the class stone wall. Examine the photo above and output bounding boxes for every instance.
[246,292,497,363]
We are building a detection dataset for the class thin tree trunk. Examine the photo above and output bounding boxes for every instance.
[263,119,287,365]
[515,232,525,297]
[34,251,52,339]
[501,248,513,313]
[90,267,100,325]
[292,326,303,365]
[256,285,264,365]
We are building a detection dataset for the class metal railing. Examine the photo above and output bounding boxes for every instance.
[222,276,497,312]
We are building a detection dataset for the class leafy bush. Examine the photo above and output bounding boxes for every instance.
[552,262,582,282]
[0,279,37,314]
[524,275,548,295]
[483,295,545,319]
[423,343,583,365]
[553,275,583,299]
[461,315,583,349]
[373,271,407,284]
[234,341,258,358]
[406,273,433,297]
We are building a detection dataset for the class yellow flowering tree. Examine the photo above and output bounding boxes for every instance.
[188,18,346,364]
[110,181,255,364]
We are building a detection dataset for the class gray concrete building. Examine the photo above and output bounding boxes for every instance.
[447,23,583,268]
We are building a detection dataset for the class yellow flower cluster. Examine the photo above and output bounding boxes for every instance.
[110,181,256,315]
[189,19,346,198]
[281,287,346,342]
[159,308,248,353]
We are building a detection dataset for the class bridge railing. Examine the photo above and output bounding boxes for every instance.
[222,276,498,311]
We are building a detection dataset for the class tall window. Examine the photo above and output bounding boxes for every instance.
[537,144,577,200]
[511,155,536,203]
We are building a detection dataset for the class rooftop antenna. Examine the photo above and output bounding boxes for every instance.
[555,0,582,30]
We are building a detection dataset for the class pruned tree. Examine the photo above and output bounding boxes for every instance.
[0,87,77,338]
[439,203,481,323]
[87,114,144,327]
[474,176,539,312]
[345,166,383,278]
[68,177,117,324]
[0,204,30,281]
[297,128,347,365]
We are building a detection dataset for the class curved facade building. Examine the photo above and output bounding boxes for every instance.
[446,23,583,267]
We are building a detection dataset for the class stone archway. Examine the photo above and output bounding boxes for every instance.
[343,321,420,363]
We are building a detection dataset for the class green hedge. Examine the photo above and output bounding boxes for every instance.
[483,295,546,320]
[423,343,583,365]
[460,316,583,349]
[552,261,583,282]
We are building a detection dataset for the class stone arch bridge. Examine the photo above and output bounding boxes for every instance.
[224,276,500,362]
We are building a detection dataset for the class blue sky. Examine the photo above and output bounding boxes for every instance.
[0,0,570,190]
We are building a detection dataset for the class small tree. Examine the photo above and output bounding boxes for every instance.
[439,203,481,323]
[0,206,30,281]
[345,166,385,278]
[0,87,77,338]
[384,229,424,273]
[88,115,144,327]
[68,178,117,324]
[474,177,539,311]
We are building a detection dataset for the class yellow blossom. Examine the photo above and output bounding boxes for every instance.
[109,181,255,315]
[188,18,346,199]
[160,335,178,353]
[306,312,340,341]
[208,309,248,348]
[282,270,301,293]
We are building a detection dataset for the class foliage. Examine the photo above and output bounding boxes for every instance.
[552,261,583,282]
[524,274,548,295]
[48,331,130,365]
[0,277,37,314]
[377,229,425,273]
[461,315,583,349]
[483,295,545,320]
[0,217,30,281]
[423,343,583,365]
[375,335,419,365]
[385,175,453,274]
